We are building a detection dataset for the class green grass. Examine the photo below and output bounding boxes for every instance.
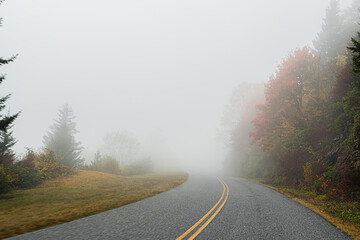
[0,170,188,239]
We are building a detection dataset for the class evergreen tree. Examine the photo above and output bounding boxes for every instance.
[313,0,343,62]
[342,0,360,43]
[0,125,16,158]
[0,0,19,165]
[91,150,102,166]
[343,32,360,175]
[348,32,360,75]
[43,104,84,167]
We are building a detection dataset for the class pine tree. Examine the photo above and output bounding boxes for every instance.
[0,0,19,165]
[91,150,102,166]
[313,0,343,62]
[43,104,84,167]
[0,125,16,157]
[343,32,360,173]
[348,32,360,75]
[342,0,360,43]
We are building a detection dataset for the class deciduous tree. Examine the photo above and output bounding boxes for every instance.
[100,131,140,166]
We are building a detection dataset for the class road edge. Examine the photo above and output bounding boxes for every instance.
[0,171,190,239]
[231,177,358,240]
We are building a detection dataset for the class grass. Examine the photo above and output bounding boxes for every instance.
[242,178,360,240]
[0,170,188,239]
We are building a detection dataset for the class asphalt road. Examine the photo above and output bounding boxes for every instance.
[8,174,351,240]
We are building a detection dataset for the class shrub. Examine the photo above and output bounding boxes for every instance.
[0,155,14,167]
[303,161,314,189]
[84,156,121,175]
[122,158,154,176]
[312,166,343,198]
[34,149,73,180]
[0,149,75,195]
[0,165,10,194]
[17,148,36,168]
[102,156,121,175]
[5,165,42,189]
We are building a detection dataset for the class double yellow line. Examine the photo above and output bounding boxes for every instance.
[176,177,230,240]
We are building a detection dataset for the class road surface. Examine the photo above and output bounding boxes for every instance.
[8,174,351,240]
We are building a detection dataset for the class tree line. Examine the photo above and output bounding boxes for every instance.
[222,0,360,200]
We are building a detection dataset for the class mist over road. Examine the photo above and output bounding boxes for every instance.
[9,175,350,240]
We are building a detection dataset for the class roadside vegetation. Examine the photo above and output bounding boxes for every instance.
[220,0,360,237]
[0,0,162,196]
[0,170,188,239]
[242,178,360,239]
[275,186,360,240]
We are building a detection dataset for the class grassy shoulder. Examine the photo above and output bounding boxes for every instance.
[0,170,188,239]
[240,178,360,240]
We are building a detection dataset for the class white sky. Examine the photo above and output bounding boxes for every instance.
[0,0,354,171]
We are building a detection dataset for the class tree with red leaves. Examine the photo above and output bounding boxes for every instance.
[332,63,354,102]
[250,47,320,183]
[251,47,319,151]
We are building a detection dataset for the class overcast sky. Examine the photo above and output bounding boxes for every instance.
[0,0,353,171]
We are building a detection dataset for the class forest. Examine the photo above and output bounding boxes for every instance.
[221,0,360,201]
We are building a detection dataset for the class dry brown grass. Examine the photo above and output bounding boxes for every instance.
[0,170,188,239]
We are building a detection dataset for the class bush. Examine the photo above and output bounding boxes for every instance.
[17,148,36,168]
[84,156,121,175]
[34,149,73,180]
[5,165,42,189]
[0,165,10,194]
[0,149,75,195]
[312,166,344,198]
[0,155,15,167]
[100,156,121,175]
[303,161,314,189]
[122,158,154,176]
[1,148,76,195]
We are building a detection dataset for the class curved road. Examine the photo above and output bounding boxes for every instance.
[9,174,351,240]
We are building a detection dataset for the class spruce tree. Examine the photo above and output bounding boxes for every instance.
[342,0,360,43]
[348,32,360,75]
[43,104,84,167]
[0,0,20,165]
[313,0,343,62]
[0,125,16,157]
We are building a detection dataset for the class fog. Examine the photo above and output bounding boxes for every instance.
[0,0,353,172]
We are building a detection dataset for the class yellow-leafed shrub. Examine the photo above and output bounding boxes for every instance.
[34,149,74,180]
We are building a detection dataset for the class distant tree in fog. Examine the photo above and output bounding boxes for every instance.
[313,0,343,62]
[86,151,121,175]
[43,104,84,167]
[91,150,102,166]
[342,0,360,41]
[218,82,265,177]
[100,131,140,165]
[217,83,264,147]
[0,0,20,165]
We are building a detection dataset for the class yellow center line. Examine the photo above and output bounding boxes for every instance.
[176,178,226,240]
[187,178,229,240]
